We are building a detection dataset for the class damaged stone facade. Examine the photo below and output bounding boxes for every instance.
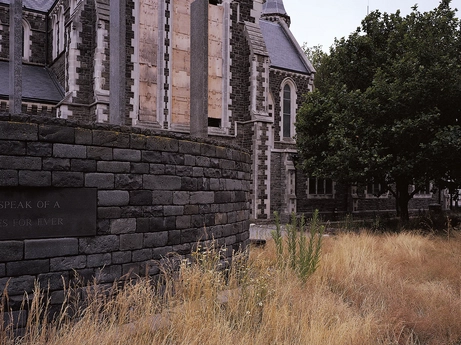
[0,0,443,221]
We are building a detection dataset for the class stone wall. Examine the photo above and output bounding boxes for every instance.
[0,114,251,322]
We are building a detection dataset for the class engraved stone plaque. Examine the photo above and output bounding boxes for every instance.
[0,188,97,240]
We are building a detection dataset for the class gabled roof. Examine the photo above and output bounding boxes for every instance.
[95,0,109,21]
[0,0,56,12]
[259,19,314,75]
[0,61,64,104]
[244,21,269,57]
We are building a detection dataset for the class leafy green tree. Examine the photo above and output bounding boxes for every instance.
[296,0,461,221]
[301,43,327,70]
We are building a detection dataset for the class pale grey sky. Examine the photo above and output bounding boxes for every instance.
[284,0,461,51]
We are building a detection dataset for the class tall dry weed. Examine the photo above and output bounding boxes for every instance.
[2,231,461,345]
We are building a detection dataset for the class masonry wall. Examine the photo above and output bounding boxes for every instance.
[0,114,251,323]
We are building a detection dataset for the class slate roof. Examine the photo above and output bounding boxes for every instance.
[0,0,56,12]
[259,20,312,74]
[0,61,64,103]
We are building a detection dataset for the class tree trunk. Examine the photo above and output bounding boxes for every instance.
[395,179,411,223]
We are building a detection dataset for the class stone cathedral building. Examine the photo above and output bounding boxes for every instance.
[0,0,443,221]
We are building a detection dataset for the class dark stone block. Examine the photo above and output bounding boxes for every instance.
[7,259,49,276]
[79,235,119,254]
[0,170,18,186]
[96,265,122,283]
[112,251,131,264]
[164,205,184,216]
[164,164,176,175]
[181,177,198,191]
[19,171,52,186]
[52,172,84,187]
[97,161,130,173]
[176,165,193,177]
[92,130,130,148]
[142,151,163,163]
[27,142,53,157]
[162,152,184,165]
[152,246,173,260]
[130,190,152,205]
[168,230,181,246]
[0,156,41,170]
[98,191,130,206]
[0,122,37,141]
[215,191,232,203]
[85,173,114,188]
[53,144,86,159]
[50,255,86,271]
[181,228,199,244]
[149,164,165,175]
[75,128,93,145]
[87,146,113,160]
[173,243,191,256]
[130,162,149,174]
[176,215,191,230]
[0,264,5,277]
[0,241,23,262]
[122,263,139,277]
[120,206,143,219]
[42,158,71,171]
[149,216,176,232]
[210,158,220,169]
[184,205,199,215]
[120,233,143,250]
[110,218,136,234]
[173,191,190,205]
[201,143,216,157]
[135,218,149,233]
[0,276,35,296]
[143,231,168,247]
[196,156,210,167]
[71,268,95,285]
[190,191,214,204]
[37,271,69,291]
[142,206,163,217]
[0,140,26,155]
[146,136,178,152]
[115,174,142,189]
[178,141,201,155]
[95,216,109,234]
[130,134,147,149]
[143,175,181,190]
[204,168,221,178]
[132,248,152,262]
[39,125,75,143]
[71,159,97,172]
[113,148,141,162]
[24,238,78,259]
[87,253,112,268]
[185,155,196,166]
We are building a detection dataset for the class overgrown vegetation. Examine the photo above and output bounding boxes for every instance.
[272,210,324,282]
[2,225,461,344]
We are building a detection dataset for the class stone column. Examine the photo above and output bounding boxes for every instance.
[9,0,22,115]
[190,0,208,138]
[109,0,126,125]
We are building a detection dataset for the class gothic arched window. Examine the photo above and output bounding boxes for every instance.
[281,79,297,140]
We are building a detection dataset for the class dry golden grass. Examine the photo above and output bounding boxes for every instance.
[2,230,461,345]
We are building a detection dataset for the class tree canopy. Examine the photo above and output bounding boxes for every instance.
[296,0,461,221]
